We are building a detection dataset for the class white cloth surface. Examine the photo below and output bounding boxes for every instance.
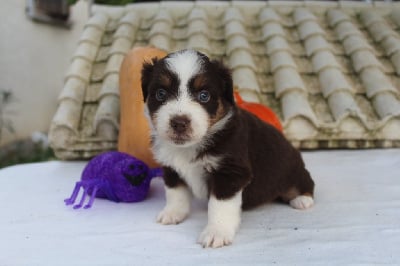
[0,150,399,265]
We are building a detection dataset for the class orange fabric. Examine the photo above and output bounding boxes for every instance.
[118,48,282,167]
[118,47,167,168]
[234,92,283,132]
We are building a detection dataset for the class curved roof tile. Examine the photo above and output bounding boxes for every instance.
[228,49,257,71]
[318,68,352,98]
[266,36,291,55]
[326,9,351,27]
[79,27,104,46]
[274,67,306,97]
[359,68,397,98]
[304,35,331,57]
[390,52,400,75]
[297,20,325,41]
[49,2,400,159]
[311,50,341,73]
[119,11,140,27]
[259,8,281,25]
[372,92,400,120]
[85,12,109,31]
[223,7,245,24]
[270,51,297,72]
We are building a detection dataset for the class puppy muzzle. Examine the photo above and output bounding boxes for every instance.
[169,115,193,145]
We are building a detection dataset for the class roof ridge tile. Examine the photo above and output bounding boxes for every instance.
[187,7,207,21]
[236,89,261,103]
[342,35,375,56]
[293,7,317,24]
[58,78,86,103]
[326,9,351,28]
[228,49,257,71]
[65,58,93,84]
[187,34,210,55]
[226,35,251,54]
[351,50,384,73]
[79,27,103,46]
[266,36,291,55]
[223,7,245,24]
[304,35,331,57]
[49,100,81,147]
[326,91,367,126]
[85,12,109,31]
[94,95,119,140]
[109,38,132,56]
[148,18,172,51]
[104,54,125,77]
[318,68,352,98]
[187,19,209,37]
[231,67,259,93]
[73,42,98,62]
[390,9,400,27]
[359,9,383,28]
[381,36,400,57]
[334,21,363,41]
[98,74,119,100]
[359,67,398,99]
[371,92,400,121]
[270,51,297,72]
[281,91,319,139]
[224,20,247,39]
[297,20,325,41]
[390,52,400,75]
[260,22,286,41]
[49,3,400,158]
[274,67,306,97]
[114,24,137,42]
[259,8,282,25]
[376,117,400,139]
[118,11,140,27]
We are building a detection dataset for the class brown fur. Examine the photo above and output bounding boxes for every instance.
[141,50,315,210]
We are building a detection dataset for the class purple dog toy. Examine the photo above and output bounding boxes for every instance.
[64,151,162,209]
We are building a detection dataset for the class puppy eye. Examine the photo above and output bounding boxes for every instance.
[155,88,167,102]
[197,90,210,103]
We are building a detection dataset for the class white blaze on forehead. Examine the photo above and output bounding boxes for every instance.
[165,50,204,93]
[152,50,209,147]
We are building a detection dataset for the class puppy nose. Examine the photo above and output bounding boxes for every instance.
[170,115,190,133]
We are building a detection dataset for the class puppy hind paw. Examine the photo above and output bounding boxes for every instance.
[157,209,188,225]
[290,195,314,210]
[198,226,235,248]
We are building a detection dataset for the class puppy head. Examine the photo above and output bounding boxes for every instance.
[141,49,234,147]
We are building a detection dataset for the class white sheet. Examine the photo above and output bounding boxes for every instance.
[1,150,399,265]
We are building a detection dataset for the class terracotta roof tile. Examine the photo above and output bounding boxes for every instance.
[49,2,400,159]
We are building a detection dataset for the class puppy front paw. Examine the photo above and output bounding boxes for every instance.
[198,225,235,248]
[157,208,188,225]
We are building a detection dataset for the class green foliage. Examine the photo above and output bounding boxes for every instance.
[0,139,56,169]
[68,0,136,5]
[0,89,15,143]
[94,0,136,5]
[67,0,79,5]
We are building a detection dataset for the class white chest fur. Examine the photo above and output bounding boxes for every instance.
[153,141,221,199]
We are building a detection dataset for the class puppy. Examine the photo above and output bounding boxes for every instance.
[141,49,315,248]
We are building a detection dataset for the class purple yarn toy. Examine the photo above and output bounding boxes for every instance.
[64,151,162,209]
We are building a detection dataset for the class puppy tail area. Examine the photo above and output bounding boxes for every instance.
[280,188,314,210]
[280,171,315,210]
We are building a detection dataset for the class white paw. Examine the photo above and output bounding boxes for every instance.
[290,195,314,210]
[157,208,188,225]
[198,225,235,248]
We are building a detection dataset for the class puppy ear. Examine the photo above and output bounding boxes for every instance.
[211,60,234,105]
[141,58,158,102]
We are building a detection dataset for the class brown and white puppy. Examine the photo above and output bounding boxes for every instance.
[141,49,315,248]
